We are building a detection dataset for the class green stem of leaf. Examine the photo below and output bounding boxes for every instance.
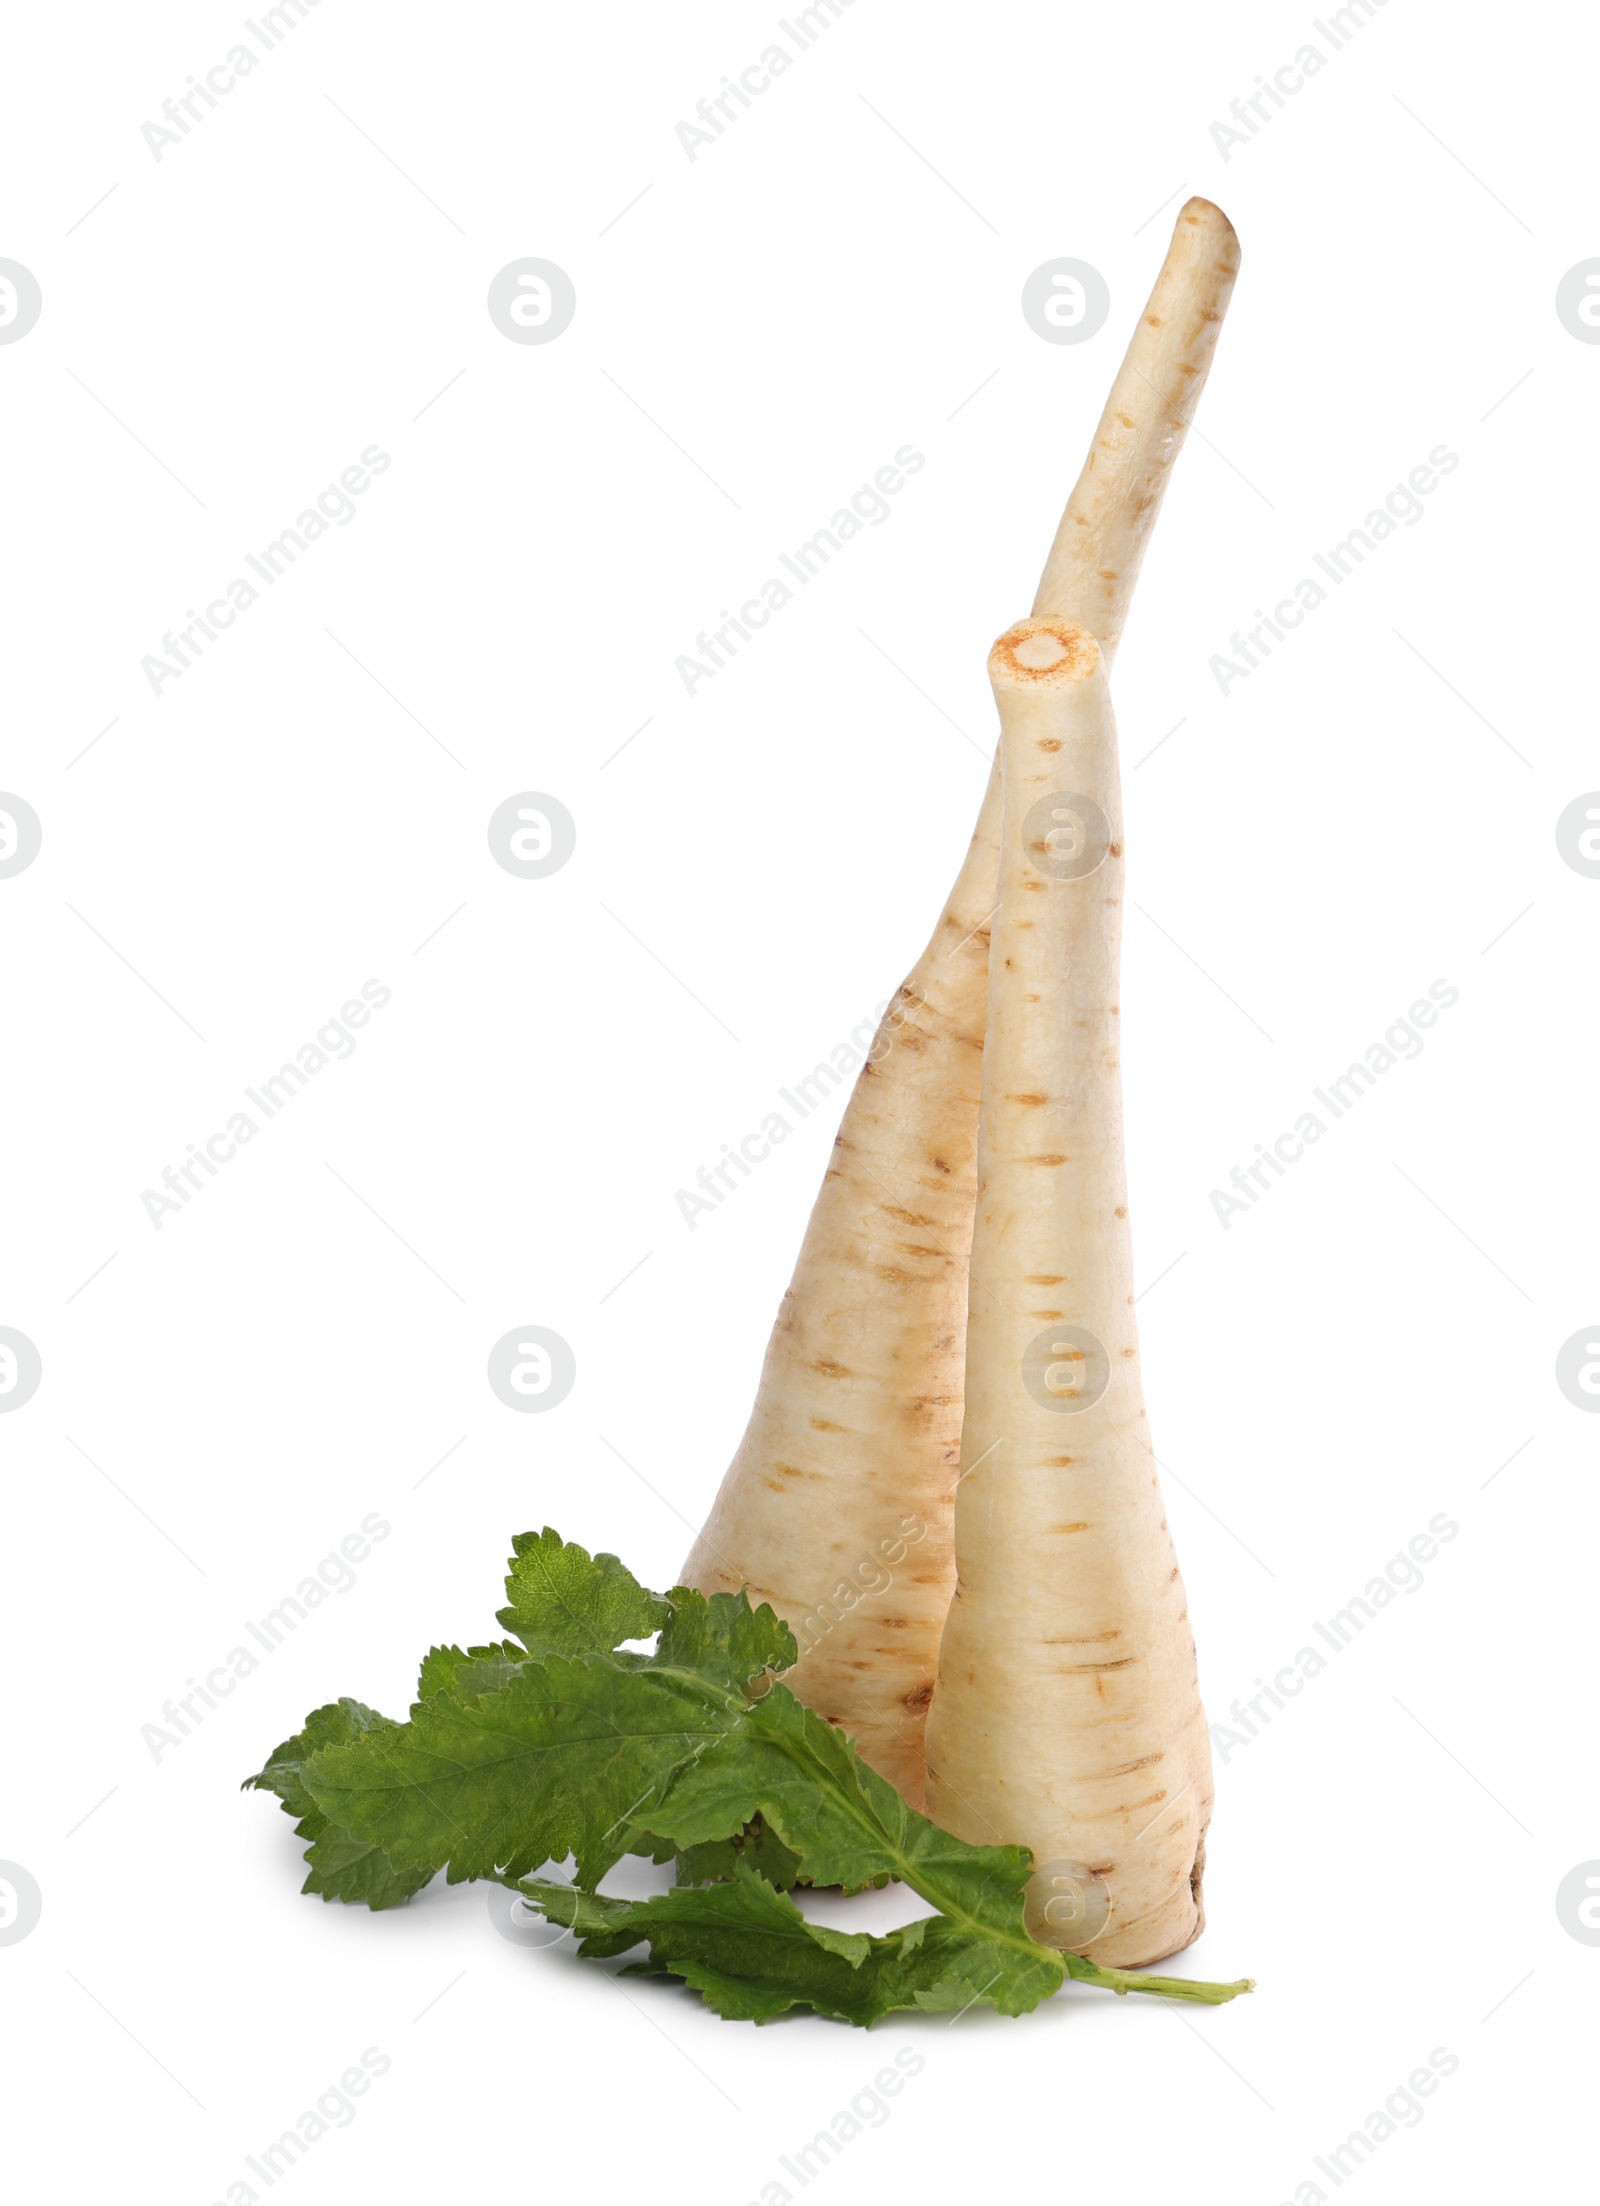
[1065,1954,1256,2004]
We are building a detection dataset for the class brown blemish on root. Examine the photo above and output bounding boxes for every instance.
[1189,1832,1207,1916]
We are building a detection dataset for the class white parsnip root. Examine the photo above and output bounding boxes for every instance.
[1032,196,1241,646]
[683,198,1239,1813]
[681,790,999,1804]
[922,618,1212,1969]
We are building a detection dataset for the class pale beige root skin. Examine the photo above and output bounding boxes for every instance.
[680,775,1001,1806]
[922,619,1213,1968]
[1032,197,1241,656]
[681,199,1238,1808]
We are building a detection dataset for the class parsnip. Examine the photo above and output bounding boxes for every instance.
[682,199,1238,1809]
[1032,196,1241,642]
[680,787,999,1803]
[922,617,1212,1968]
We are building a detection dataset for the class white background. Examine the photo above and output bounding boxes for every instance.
[2,1,1593,2199]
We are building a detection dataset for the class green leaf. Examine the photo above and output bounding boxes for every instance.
[516,1860,1051,2025]
[628,1684,1063,2015]
[672,1812,804,1893]
[302,1655,746,1886]
[521,1861,877,2023]
[656,1585,798,1692]
[297,1823,438,1911]
[243,1699,433,1910]
[642,1683,1025,1912]
[417,1641,528,1703]
[495,1528,670,1659]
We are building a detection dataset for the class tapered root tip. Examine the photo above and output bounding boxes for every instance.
[1178,195,1241,266]
[989,617,1100,689]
